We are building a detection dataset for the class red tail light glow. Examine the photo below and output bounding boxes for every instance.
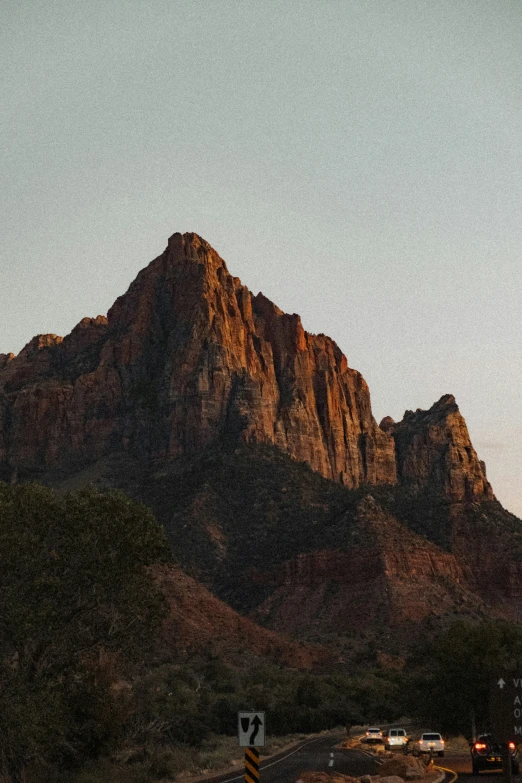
[475,743,487,750]
[509,743,516,750]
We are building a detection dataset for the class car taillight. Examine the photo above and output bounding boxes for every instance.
[509,743,516,750]
[475,743,487,749]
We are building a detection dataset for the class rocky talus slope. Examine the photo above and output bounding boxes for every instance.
[253,494,518,650]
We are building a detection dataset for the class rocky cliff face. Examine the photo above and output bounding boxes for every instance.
[0,232,491,503]
[450,503,522,615]
[0,232,398,487]
[384,394,494,501]
[1,230,518,665]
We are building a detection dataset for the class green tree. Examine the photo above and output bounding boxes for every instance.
[0,482,170,782]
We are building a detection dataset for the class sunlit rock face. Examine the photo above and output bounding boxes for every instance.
[0,232,492,502]
[0,232,397,487]
[389,394,494,501]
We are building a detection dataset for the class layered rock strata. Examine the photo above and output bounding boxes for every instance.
[0,233,492,502]
[384,394,494,501]
[0,233,396,487]
[255,496,494,640]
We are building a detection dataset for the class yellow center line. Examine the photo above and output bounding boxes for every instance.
[434,764,458,783]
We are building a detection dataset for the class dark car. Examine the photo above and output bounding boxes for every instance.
[471,734,520,775]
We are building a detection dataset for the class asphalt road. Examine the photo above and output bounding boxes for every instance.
[197,737,522,783]
[198,733,381,783]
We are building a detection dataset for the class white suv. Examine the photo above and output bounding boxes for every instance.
[417,732,444,757]
[365,727,383,743]
[384,728,408,749]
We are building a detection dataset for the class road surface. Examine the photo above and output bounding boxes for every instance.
[197,733,381,783]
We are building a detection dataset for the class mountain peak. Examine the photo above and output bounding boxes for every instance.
[379,416,396,433]
[392,395,494,502]
[436,393,457,408]
[0,231,492,503]
[165,231,229,274]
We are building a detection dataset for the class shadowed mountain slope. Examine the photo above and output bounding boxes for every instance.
[0,231,517,659]
[44,442,522,659]
[154,564,329,669]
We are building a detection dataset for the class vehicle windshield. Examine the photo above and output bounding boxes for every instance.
[423,734,441,741]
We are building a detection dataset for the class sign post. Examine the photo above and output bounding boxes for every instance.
[244,747,259,783]
[238,712,265,783]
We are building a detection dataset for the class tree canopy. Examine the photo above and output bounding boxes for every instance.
[0,482,170,782]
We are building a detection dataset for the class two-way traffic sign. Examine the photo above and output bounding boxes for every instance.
[238,711,265,747]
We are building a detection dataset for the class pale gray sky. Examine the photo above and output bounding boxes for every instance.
[2,1,521,516]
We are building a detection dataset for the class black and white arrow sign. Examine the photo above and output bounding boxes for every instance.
[238,711,266,747]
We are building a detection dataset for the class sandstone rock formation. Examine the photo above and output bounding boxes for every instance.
[450,503,522,614]
[1,231,519,660]
[0,232,493,503]
[255,496,494,645]
[379,416,395,433]
[0,232,398,487]
[389,394,494,502]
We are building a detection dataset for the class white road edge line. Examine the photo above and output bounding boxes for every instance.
[357,748,384,765]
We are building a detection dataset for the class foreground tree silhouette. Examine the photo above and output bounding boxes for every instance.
[0,482,170,783]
